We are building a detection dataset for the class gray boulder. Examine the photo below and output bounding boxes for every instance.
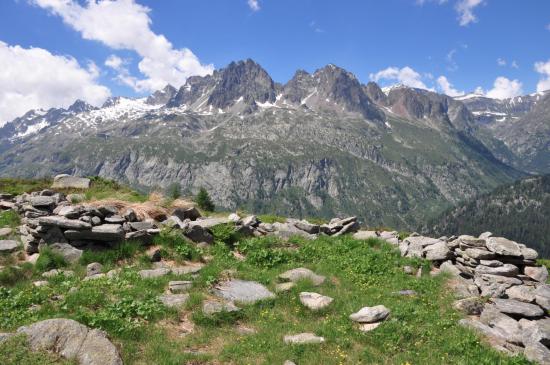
[29,196,56,208]
[16,318,121,365]
[294,220,320,234]
[64,224,124,242]
[349,305,390,323]
[299,292,333,310]
[279,268,325,286]
[173,207,201,221]
[202,300,240,315]
[505,285,537,303]
[212,279,275,304]
[52,175,91,189]
[486,237,522,257]
[475,264,519,277]
[168,281,193,293]
[185,224,214,244]
[49,242,82,263]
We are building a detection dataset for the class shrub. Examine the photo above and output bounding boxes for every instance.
[166,182,181,200]
[35,246,67,272]
[195,187,215,212]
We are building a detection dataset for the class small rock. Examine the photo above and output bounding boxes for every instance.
[173,207,202,221]
[358,322,382,332]
[349,305,390,323]
[0,228,13,237]
[202,300,240,315]
[159,294,189,308]
[403,266,415,275]
[283,361,297,365]
[299,292,333,310]
[353,230,378,240]
[146,246,162,262]
[122,209,137,222]
[228,213,241,223]
[275,282,296,293]
[33,280,48,287]
[394,290,417,296]
[86,262,103,277]
[279,268,325,286]
[283,333,325,345]
[0,240,19,253]
[169,281,193,293]
[105,215,125,224]
[242,215,259,227]
[83,273,106,281]
[42,269,74,278]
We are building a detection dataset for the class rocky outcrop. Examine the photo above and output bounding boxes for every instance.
[0,319,123,365]
[354,229,550,362]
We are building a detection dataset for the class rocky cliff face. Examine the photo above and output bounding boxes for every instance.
[0,60,524,229]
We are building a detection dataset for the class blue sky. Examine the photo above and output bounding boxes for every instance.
[1,0,550,123]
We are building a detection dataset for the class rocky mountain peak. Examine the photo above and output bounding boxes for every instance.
[364,82,387,105]
[282,64,384,121]
[146,84,177,106]
[207,59,276,110]
[68,99,96,114]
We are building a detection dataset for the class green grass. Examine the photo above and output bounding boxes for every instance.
[257,214,287,224]
[34,246,67,273]
[0,178,52,196]
[0,210,20,229]
[79,241,144,268]
[0,176,147,203]
[0,228,532,364]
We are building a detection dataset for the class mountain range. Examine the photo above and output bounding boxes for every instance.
[2,59,549,229]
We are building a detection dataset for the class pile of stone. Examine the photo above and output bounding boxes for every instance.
[3,189,159,262]
[352,229,550,364]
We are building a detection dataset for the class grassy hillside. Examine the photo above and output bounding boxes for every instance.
[0,221,531,363]
[424,174,550,257]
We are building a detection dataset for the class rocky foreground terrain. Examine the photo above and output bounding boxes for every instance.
[0,177,549,364]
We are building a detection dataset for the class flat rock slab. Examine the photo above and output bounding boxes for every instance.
[169,281,193,293]
[275,282,296,293]
[52,175,91,189]
[213,279,275,304]
[64,224,124,242]
[350,305,390,323]
[491,298,544,318]
[158,294,189,308]
[299,292,333,310]
[0,239,19,253]
[486,237,522,257]
[202,300,240,315]
[139,268,171,279]
[352,230,378,240]
[0,228,13,237]
[283,333,325,344]
[38,216,91,230]
[279,268,325,286]
[16,318,122,365]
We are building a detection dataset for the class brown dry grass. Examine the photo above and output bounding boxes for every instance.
[86,193,196,221]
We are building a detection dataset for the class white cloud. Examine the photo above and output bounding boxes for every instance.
[248,0,260,11]
[485,77,523,99]
[446,49,458,71]
[437,76,464,97]
[497,58,506,66]
[104,54,124,70]
[511,60,519,69]
[0,41,110,125]
[455,0,484,26]
[370,66,433,90]
[32,0,213,92]
[535,59,550,92]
